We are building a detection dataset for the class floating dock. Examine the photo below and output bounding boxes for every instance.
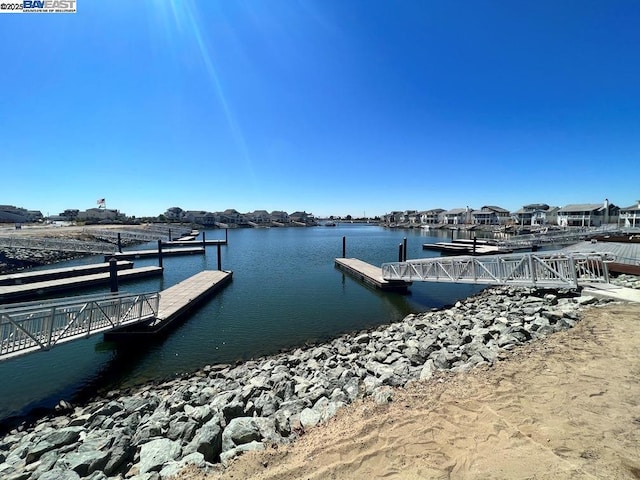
[335,258,411,291]
[0,266,163,303]
[104,247,204,261]
[0,261,134,286]
[162,239,226,247]
[104,270,233,337]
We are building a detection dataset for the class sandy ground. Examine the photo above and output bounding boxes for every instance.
[177,302,640,480]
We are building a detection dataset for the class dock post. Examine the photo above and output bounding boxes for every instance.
[169,229,172,241]
[398,243,403,262]
[158,240,163,268]
[109,257,118,293]
[473,236,477,255]
[225,228,228,244]
[202,231,206,249]
[117,233,122,253]
[217,243,222,270]
[403,237,407,261]
[450,229,454,241]
[342,236,346,258]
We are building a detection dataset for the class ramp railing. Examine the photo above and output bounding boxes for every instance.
[0,291,159,360]
[382,252,613,288]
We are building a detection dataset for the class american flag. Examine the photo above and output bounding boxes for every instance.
[97,198,105,205]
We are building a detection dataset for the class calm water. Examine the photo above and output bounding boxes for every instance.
[0,225,486,422]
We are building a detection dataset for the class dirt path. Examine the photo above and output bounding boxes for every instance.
[179,302,640,480]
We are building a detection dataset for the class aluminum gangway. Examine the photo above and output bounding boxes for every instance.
[0,291,159,360]
[382,251,613,288]
[494,226,625,250]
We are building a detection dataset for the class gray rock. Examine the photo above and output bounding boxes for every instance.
[299,408,321,429]
[184,415,223,462]
[221,417,262,452]
[138,438,181,474]
[61,450,110,477]
[38,470,81,480]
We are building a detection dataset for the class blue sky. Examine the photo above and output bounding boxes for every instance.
[1,0,639,218]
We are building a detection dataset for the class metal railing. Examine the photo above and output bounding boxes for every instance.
[0,291,159,360]
[382,252,613,288]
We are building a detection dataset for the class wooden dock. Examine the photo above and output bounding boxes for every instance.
[335,258,411,291]
[162,240,226,247]
[104,247,204,261]
[104,270,233,337]
[0,266,163,303]
[0,261,134,286]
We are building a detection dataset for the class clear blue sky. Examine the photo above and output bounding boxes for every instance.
[1,0,638,218]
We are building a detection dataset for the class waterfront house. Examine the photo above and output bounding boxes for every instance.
[557,200,618,227]
[419,209,445,225]
[403,210,419,226]
[77,208,120,222]
[289,211,316,225]
[270,211,290,224]
[220,209,245,226]
[619,201,640,228]
[512,204,552,226]
[443,208,471,225]
[248,210,271,224]
[471,206,511,225]
[0,205,43,223]
[382,211,404,226]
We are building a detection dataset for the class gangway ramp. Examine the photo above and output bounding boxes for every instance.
[382,251,613,289]
[0,292,159,360]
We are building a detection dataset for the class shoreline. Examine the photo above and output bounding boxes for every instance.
[0,284,626,479]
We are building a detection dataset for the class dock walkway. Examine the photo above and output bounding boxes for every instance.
[104,247,204,261]
[0,261,133,286]
[335,258,411,291]
[105,270,233,337]
[0,266,163,303]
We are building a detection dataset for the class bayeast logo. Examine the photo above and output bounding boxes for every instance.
[23,0,76,12]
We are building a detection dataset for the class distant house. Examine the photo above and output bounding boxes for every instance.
[402,210,419,225]
[471,206,511,225]
[557,200,618,227]
[248,210,271,224]
[443,208,470,225]
[419,209,445,225]
[382,211,403,225]
[270,211,290,224]
[77,208,120,221]
[220,209,245,225]
[0,205,43,223]
[184,210,218,225]
[289,211,316,225]
[619,200,640,228]
[512,203,551,226]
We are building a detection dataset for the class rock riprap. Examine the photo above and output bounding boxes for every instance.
[0,286,614,479]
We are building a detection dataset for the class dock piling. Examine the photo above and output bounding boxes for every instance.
[109,258,118,293]
[403,237,407,261]
[202,231,206,248]
[217,243,222,271]
[117,233,122,253]
[398,243,403,262]
[342,236,346,258]
[158,240,163,268]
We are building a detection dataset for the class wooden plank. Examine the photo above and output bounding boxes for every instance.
[0,261,134,286]
[162,240,226,247]
[0,267,163,303]
[335,258,410,291]
[105,270,233,337]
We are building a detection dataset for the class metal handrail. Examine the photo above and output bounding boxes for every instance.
[0,291,159,360]
[382,252,613,288]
